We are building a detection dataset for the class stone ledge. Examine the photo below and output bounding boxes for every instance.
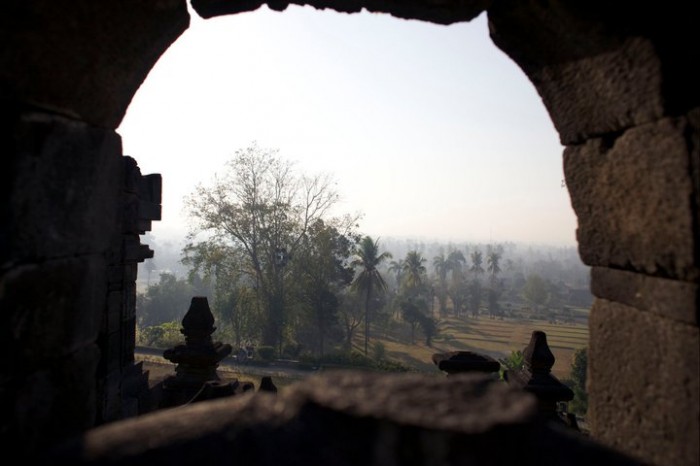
[1,344,101,455]
[0,255,106,366]
[591,267,699,326]
[564,110,699,281]
[589,300,700,466]
[1,109,123,267]
[50,371,643,466]
[488,2,698,145]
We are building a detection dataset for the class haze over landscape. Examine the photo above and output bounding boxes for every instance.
[120,4,591,405]
[118,4,577,249]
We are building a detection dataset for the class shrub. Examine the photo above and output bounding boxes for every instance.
[138,321,183,348]
[282,342,304,359]
[372,342,386,361]
[256,345,276,361]
[498,350,524,380]
[307,349,411,373]
[567,347,588,416]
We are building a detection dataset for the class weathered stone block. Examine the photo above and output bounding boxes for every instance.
[591,267,699,325]
[1,110,123,267]
[0,256,106,366]
[97,330,123,376]
[99,369,124,424]
[138,200,162,222]
[122,192,140,234]
[121,318,137,366]
[123,284,137,321]
[139,173,162,205]
[488,2,699,145]
[104,291,124,335]
[123,235,153,263]
[8,344,100,454]
[0,0,189,128]
[563,112,699,281]
[52,371,643,465]
[123,263,139,286]
[589,299,699,466]
[107,265,125,291]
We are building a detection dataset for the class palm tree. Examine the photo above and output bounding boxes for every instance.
[470,249,484,279]
[446,250,466,278]
[402,250,426,291]
[446,250,466,315]
[432,253,449,315]
[487,250,501,284]
[351,236,392,355]
[388,259,405,291]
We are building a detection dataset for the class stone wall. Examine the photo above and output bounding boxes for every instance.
[1,1,698,465]
[486,3,699,464]
[1,107,120,451]
[52,372,644,466]
[0,104,161,450]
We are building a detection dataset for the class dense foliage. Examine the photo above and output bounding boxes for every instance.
[564,347,588,416]
[136,143,592,369]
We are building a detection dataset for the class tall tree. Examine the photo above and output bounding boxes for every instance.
[522,273,549,313]
[182,241,261,347]
[470,249,485,279]
[388,259,406,291]
[568,347,588,416]
[432,253,449,315]
[351,236,392,355]
[137,272,212,328]
[184,142,343,350]
[468,278,483,317]
[291,219,355,357]
[487,250,502,283]
[338,292,364,350]
[446,250,466,315]
[402,250,427,292]
[486,249,503,318]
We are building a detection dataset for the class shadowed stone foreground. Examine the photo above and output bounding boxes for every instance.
[50,371,643,466]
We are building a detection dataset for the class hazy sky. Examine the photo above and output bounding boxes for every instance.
[118,5,577,247]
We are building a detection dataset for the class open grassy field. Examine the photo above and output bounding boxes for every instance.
[361,314,589,379]
[137,312,589,387]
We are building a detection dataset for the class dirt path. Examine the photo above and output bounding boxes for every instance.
[135,346,320,389]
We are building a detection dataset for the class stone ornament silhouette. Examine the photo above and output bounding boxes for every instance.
[161,297,242,406]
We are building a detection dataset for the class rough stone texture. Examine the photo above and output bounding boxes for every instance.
[0,256,106,366]
[1,344,100,455]
[591,267,699,325]
[49,371,643,466]
[0,109,124,268]
[563,112,699,281]
[0,3,698,466]
[191,0,489,25]
[0,1,190,128]
[487,0,699,145]
[589,300,700,466]
[93,154,160,427]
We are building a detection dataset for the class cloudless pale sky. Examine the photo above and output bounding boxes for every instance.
[118,5,577,248]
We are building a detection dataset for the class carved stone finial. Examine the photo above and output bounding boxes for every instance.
[161,297,235,407]
[523,330,555,373]
[259,376,278,393]
[181,296,216,345]
[504,331,574,421]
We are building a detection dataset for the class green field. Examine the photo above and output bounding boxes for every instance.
[137,313,590,386]
[358,314,589,379]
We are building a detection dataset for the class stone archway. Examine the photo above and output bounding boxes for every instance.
[1,1,697,465]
